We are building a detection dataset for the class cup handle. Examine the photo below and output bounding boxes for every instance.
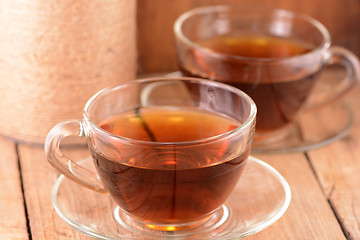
[44,120,106,193]
[306,46,360,109]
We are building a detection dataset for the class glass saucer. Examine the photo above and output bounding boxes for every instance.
[52,156,291,239]
[251,99,353,154]
[166,71,353,154]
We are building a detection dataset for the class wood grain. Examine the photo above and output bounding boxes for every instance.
[18,144,91,240]
[306,85,360,239]
[16,144,347,239]
[0,137,28,239]
[15,70,357,239]
[248,154,346,240]
[136,0,360,74]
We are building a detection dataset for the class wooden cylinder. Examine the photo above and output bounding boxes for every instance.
[0,0,137,144]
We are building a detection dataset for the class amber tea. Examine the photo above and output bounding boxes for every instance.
[179,34,318,132]
[46,77,256,232]
[92,107,250,223]
[196,34,313,58]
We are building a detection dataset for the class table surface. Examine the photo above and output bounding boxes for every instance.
[1,69,360,240]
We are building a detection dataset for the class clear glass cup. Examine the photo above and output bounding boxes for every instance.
[45,77,257,234]
[174,5,360,150]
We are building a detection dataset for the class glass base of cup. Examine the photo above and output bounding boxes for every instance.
[251,99,353,154]
[113,205,229,236]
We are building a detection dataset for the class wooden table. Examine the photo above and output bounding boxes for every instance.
[1,74,360,240]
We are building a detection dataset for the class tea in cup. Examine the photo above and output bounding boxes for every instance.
[45,77,256,234]
[174,5,360,147]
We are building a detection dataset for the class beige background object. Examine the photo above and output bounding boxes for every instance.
[0,0,137,144]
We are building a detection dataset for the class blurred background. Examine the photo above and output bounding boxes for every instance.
[136,0,360,74]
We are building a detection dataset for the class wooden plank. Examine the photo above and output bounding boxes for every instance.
[306,85,360,239]
[17,138,347,239]
[247,154,346,240]
[18,146,346,239]
[0,136,28,239]
[16,80,357,239]
[18,143,91,240]
[136,0,360,73]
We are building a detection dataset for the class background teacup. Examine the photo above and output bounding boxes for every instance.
[45,77,256,233]
[174,5,360,145]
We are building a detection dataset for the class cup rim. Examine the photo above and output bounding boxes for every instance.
[174,4,331,63]
[83,77,257,146]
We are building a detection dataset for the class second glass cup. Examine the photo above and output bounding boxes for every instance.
[174,5,360,151]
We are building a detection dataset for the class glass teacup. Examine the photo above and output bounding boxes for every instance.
[174,5,360,150]
[45,77,256,234]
